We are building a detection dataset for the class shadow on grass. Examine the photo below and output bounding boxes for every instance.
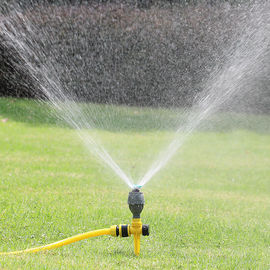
[0,97,269,133]
[0,97,61,126]
[107,249,135,257]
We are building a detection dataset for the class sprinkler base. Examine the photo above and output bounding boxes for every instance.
[112,219,149,256]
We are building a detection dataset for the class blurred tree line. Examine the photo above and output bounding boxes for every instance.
[0,0,269,112]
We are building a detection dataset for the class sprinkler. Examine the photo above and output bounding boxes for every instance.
[0,188,149,256]
[127,188,150,255]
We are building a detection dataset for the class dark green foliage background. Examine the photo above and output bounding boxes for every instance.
[0,0,269,111]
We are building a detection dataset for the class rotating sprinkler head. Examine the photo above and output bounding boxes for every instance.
[128,188,145,218]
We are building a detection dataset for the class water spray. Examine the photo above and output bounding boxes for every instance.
[0,188,149,256]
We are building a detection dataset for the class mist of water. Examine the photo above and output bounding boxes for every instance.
[139,2,270,186]
[0,1,269,189]
[0,10,134,188]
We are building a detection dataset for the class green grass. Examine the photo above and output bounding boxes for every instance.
[0,97,270,269]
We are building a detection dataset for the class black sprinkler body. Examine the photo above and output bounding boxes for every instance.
[128,188,145,218]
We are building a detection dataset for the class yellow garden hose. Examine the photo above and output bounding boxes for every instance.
[0,227,113,255]
[0,221,149,256]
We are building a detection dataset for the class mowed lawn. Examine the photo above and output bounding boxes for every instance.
[0,98,270,269]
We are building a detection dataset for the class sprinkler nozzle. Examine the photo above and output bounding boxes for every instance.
[128,188,145,218]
